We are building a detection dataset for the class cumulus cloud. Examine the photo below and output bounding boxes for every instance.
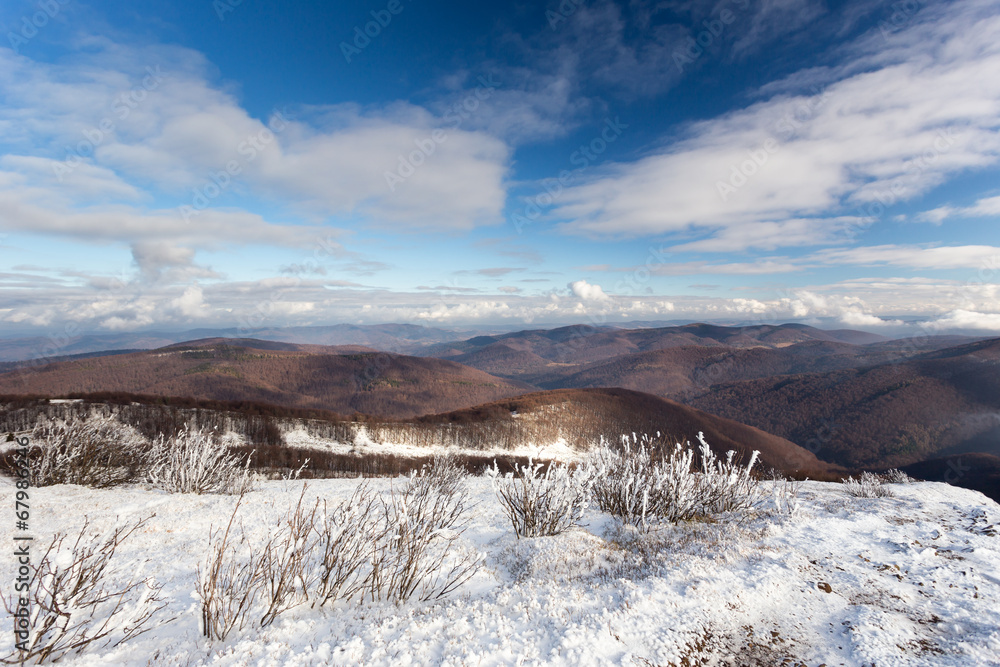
[0,42,510,234]
[569,279,610,301]
[169,284,208,318]
[837,311,905,327]
[925,309,1000,331]
[131,241,219,283]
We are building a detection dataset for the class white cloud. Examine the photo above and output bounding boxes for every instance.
[837,311,905,327]
[925,309,1000,331]
[918,194,1000,223]
[568,279,610,301]
[966,196,1000,217]
[646,259,801,275]
[0,183,328,249]
[915,206,956,224]
[0,42,511,233]
[131,241,218,283]
[546,0,1000,244]
[0,269,995,334]
[812,245,1000,270]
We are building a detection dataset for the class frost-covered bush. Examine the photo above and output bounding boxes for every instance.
[768,473,802,516]
[366,460,481,602]
[843,471,894,498]
[589,434,696,529]
[198,468,481,640]
[25,418,148,488]
[695,432,762,514]
[1,516,167,664]
[882,468,913,484]
[310,483,383,607]
[489,459,591,538]
[588,432,762,530]
[147,427,254,495]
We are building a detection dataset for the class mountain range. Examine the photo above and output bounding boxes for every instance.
[1,322,996,498]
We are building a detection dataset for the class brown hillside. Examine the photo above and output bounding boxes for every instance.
[689,338,1000,469]
[536,340,911,397]
[413,388,840,476]
[0,339,534,419]
[429,322,898,380]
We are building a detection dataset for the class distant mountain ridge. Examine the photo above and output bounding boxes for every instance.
[0,338,533,419]
[425,322,892,372]
[0,323,477,363]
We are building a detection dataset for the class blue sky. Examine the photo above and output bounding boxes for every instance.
[1,0,999,336]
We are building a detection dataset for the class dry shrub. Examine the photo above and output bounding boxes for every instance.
[197,458,481,641]
[768,472,802,516]
[843,471,894,498]
[23,418,148,488]
[882,468,914,484]
[1,516,168,664]
[489,459,592,538]
[589,432,762,530]
[366,457,481,602]
[196,495,263,641]
[146,427,254,495]
[310,483,384,607]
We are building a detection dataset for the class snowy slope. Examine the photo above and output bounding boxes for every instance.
[2,477,998,666]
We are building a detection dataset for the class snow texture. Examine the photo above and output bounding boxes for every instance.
[2,476,999,666]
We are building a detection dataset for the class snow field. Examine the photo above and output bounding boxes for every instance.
[1,476,999,666]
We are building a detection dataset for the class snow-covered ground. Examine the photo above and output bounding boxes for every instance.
[281,424,586,462]
[2,476,999,666]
